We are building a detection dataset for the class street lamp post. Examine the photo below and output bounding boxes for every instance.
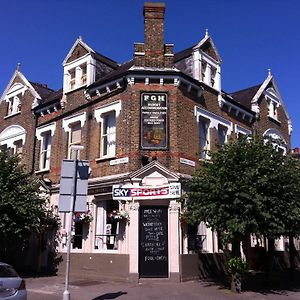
[63,145,84,300]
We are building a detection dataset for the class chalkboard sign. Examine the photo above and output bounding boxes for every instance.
[139,206,168,278]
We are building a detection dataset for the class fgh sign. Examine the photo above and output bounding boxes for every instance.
[141,92,168,150]
[112,183,181,201]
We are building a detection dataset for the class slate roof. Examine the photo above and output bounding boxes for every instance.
[174,45,195,62]
[88,60,134,90]
[29,82,55,100]
[230,84,261,109]
[93,51,119,69]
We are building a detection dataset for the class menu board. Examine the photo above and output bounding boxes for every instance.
[139,206,168,278]
[141,92,168,149]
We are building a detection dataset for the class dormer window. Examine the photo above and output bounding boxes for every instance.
[81,64,87,85]
[3,82,26,117]
[67,63,87,91]
[69,68,76,90]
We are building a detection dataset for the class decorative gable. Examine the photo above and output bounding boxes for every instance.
[251,71,291,133]
[66,43,89,64]
[0,69,43,114]
[129,160,180,185]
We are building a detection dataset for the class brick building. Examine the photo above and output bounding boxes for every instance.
[0,3,292,281]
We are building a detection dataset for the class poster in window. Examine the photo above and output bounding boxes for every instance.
[141,92,168,149]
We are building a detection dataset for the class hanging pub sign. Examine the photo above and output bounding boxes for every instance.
[141,92,168,149]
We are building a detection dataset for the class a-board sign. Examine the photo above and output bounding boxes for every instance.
[139,206,168,278]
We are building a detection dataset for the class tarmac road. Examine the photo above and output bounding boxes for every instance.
[26,275,300,300]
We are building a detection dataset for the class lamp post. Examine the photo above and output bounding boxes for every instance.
[63,145,84,300]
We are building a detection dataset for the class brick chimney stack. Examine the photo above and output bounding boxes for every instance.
[134,2,173,68]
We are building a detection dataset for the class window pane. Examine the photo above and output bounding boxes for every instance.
[71,123,81,144]
[199,118,209,159]
[101,112,116,157]
[218,125,227,145]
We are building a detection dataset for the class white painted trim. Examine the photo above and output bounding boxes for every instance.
[194,106,232,132]
[235,124,251,136]
[94,100,122,122]
[62,112,86,133]
[36,123,56,140]
[0,70,41,105]
[0,125,26,148]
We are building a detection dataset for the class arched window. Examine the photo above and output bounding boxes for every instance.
[0,125,26,155]
[263,128,287,155]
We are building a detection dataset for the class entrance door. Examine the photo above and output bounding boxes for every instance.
[139,206,168,278]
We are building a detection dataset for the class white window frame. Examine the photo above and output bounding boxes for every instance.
[94,199,120,253]
[194,106,232,160]
[62,112,86,159]
[235,124,251,138]
[95,101,121,159]
[4,83,26,116]
[264,88,280,121]
[0,125,26,152]
[263,128,287,155]
[36,123,56,171]
[63,55,95,93]
[199,117,210,159]
[100,111,116,158]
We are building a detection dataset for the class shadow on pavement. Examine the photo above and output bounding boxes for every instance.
[200,270,300,296]
[92,291,127,300]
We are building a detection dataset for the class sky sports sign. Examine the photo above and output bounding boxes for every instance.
[112,183,181,200]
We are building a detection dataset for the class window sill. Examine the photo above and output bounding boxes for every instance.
[95,156,116,163]
[4,111,21,119]
[35,169,50,175]
[268,116,281,124]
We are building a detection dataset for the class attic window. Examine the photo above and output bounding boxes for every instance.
[265,88,280,121]
[67,63,87,92]
[267,99,279,120]
[7,94,21,115]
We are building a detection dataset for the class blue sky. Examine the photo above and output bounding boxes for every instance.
[1,0,299,147]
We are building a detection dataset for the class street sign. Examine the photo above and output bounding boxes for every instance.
[58,159,89,212]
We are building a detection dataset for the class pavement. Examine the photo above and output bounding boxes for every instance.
[25,275,300,300]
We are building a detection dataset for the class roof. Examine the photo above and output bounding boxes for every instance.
[174,45,196,62]
[230,84,261,109]
[36,88,63,108]
[93,51,119,69]
[88,60,134,90]
[29,82,54,100]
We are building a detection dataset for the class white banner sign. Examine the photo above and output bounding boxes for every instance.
[112,183,181,200]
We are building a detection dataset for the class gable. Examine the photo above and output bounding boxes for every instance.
[129,160,179,184]
[200,39,220,62]
[0,70,42,107]
[66,43,89,64]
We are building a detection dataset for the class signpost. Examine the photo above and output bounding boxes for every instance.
[58,145,89,300]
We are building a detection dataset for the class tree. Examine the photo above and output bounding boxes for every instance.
[182,136,300,259]
[0,151,47,261]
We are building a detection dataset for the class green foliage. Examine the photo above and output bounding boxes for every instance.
[226,257,249,274]
[182,135,300,243]
[0,151,47,252]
